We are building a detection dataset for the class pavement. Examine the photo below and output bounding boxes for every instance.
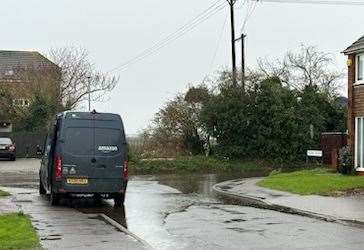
[0,186,148,250]
[0,159,148,250]
[0,195,19,214]
[213,178,364,224]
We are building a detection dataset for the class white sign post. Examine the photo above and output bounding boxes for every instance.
[307,150,323,158]
[306,150,323,164]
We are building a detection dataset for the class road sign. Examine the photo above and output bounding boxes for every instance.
[307,150,323,157]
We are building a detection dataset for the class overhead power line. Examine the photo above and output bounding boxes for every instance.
[209,11,228,72]
[108,0,226,73]
[241,0,258,33]
[255,0,364,6]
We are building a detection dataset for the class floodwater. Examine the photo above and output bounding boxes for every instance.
[84,173,364,250]
[1,160,364,249]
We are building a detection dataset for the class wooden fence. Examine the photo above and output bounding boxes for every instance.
[0,131,46,158]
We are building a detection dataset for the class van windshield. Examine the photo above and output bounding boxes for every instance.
[65,127,93,155]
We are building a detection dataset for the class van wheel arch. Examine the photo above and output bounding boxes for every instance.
[114,194,125,207]
[50,190,60,206]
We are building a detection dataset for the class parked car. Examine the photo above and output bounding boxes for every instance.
[0,137,16,161]
[39,111,128,207]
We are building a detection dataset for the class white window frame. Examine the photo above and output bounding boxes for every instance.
[13,98,30,107]
[355,117,364,171]
[4,70,14,76]
[355,53,364,85]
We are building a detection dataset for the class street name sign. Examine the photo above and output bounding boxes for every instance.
[307,150,323,157]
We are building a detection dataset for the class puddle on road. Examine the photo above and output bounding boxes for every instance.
[13,199,33,203]
[154,171,268,196]
[224,218,247,223]
[1,170,269,250]
[227,227,266,234]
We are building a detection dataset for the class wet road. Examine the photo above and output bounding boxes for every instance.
[1,159,364,249]
[110,175,364,250]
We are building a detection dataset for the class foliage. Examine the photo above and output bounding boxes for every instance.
[0,47,117,132]
[129,155,265,174]
[16,84,59,132]
[199,74,346,164]
[0,69,61,132]
[142,45,346,163]
[0,88,14,121]
[257,168,364,195]
[49,47,118,110]
[257,45,343,96]
[142,85,211,157]
[338,146,354,175]
[0,213,39,249]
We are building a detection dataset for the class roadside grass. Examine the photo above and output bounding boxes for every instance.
[130,155,268,174]
[0,213,39,250]
[0,190,10,197]
[257,168,364,195]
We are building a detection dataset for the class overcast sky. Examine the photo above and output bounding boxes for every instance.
[1,0,363,134]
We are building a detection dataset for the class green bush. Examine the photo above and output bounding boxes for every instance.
[201,79,346,165]
[338,146,354,175]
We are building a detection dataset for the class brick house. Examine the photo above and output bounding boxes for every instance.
[344,36,364,174]
[0,50,60,132]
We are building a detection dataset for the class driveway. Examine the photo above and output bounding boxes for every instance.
[0,158,40,188]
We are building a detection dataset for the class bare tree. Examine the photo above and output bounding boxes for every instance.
[257,45,344,96]
[49,47,119,110]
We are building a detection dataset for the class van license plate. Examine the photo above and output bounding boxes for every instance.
[66,178,88,185]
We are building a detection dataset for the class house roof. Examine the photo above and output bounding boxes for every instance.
[343,35,364,55]
[0,50,58,70]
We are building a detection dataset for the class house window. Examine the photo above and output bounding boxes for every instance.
[4,70,14,76]
[355,117,364,169]
[13,98,30,107]
[356,54,364,83]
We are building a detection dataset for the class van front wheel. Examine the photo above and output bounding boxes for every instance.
[39,179,46,195]
[114,194,125,207]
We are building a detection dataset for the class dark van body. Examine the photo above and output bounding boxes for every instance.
[39,111,128,206]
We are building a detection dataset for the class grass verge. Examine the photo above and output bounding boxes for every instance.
[257,168,364,195]
[0,190,10,197]
[0,213,39,250]
[130,156,268,174]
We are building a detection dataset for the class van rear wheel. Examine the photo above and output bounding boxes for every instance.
[114,194,125,207]
[50,192,60,206]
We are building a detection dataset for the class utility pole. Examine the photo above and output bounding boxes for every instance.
[87,76,91,111]
[235,33,247,91]
[241,33,246,90]
[226,0,237,86]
